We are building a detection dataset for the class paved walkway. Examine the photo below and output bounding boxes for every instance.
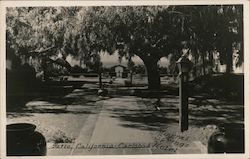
[71,97,154,155]
[8,86,243,155]
[45,96,207,155]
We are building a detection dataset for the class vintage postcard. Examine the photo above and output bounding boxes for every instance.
[0,0,249,159]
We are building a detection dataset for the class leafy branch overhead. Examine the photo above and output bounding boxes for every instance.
[6,5,243,90]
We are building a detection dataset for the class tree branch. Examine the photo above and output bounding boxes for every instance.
[28,46,56,54]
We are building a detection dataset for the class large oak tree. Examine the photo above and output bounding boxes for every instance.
[6,5,243,90]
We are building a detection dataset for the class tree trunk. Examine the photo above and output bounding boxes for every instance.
[143,59,161,90]
[41,57,48,81]
[226,46,233,74]
[98,71,102,89]
[201,51,206,76]
[192,49,198,78]
[130,71,133,84]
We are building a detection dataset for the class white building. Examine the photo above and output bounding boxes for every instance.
[112,65,127,78]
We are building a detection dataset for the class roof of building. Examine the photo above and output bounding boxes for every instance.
[111,64,127,68]
[48,58,72,70]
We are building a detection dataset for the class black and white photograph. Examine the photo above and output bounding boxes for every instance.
[0,0,249,158]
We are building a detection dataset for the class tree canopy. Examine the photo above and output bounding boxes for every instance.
[6,5,243,90]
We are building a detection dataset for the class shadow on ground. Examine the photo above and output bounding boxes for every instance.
[6,86,107,117]
[6,84,75,112]
[107,96,243,132]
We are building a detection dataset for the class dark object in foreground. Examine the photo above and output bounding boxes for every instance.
[208,123,244,153]
[7,123,47,156]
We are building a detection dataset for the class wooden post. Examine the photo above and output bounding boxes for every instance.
[179,72,189,132]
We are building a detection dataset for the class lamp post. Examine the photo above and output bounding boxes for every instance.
[177,55,192,132]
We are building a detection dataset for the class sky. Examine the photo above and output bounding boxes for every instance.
[66,52,171,68]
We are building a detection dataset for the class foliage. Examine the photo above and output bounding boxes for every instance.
[187,5,243,72]
[190,74,244,101]
[6,5,243,61]
[6,7,72,56]
[134,65,146,74]
[71,65,85,74]
[6,5,243,89]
